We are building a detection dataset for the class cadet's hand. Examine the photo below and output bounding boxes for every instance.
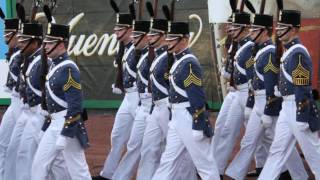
[297,122,309,131]
[244,107,253,121]
[261,114,273,128]
[3,86,11,93]
[274,86,281,97]
[56,135,68,150]
[192,130,204,141]
[226,83,236,92]
[111,84,122,95]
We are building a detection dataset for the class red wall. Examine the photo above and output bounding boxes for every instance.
[300,18,320,90]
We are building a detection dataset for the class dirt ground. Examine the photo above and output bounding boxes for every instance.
[0,108,316,180]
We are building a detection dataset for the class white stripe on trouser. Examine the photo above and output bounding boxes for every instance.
[112,98,152,180]
[214,89,248,174]
[152,108,220,180]
[0,96,22,180]
[259,99,320,180]
[3,105,30,180]
[100,91,140,179]
[225,95,308,180]
[16,105,44,180]
[31,110,91,180]
[137,102,197,180]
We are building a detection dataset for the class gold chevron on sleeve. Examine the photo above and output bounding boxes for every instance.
[184,64,202,87]
[245,57,255,68]
[264,54,279,73]
[63,68,82,91]
[292,56,310,86]
[164,72,169,80]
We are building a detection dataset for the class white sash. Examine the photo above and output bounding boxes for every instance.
[150,74,168,95]
[123,45,136,78]
[46,60,78,108]
[8,50,20,66]
[234,41,254,60]
[26,55,42,97]
[169,54,196,98]
[235,61,246,75]
[150,52,167,72]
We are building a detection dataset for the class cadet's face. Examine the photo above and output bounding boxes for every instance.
[115,28,128,41]
[276,24,291,42]
[166,38,179,53]
[231,25,242,39]
[4,32,17,47]
[44,41,60,58]
[147,33,161,47]
[226,23,233,36]
[17,37,30,52]
[249,27,262,42]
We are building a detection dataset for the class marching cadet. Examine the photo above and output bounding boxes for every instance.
[31,21,91,180]
[214,12,255,176]
[112,3,153,178]
[151,21,220,180]
[225,12,308,180]
[0,15,22,180]
[92,1,140,180]
[3,20,44,180]
[137,4,196,180]
[258,9,320,180]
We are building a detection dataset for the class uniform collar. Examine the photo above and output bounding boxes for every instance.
[125,41,133,49]
[239,36,252,46]
[52,52,69,65]
[142,46,149,54]
[27,48,41,61]
[258,39,273,49]
[155,45,167,56]
[174,48,190,60]
[284,37,301,50]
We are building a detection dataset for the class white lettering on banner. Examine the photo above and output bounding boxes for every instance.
[59,13,202,57]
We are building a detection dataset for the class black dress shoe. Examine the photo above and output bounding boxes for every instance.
[92,175,110,180]
[220,174,223,180]
[279,170,292,180]
[246,167,263,177]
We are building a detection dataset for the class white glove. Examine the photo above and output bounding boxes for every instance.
[261,114,273,128]
[3,86,11,93]
[112,84,123,95]
[274,86,281,97]
[56,135,68,150]
[296,122,309,131]
[244,107,253,121]
[248,79,253,91]
[192,130,204,141]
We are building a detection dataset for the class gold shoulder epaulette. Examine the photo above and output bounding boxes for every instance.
[63,68,82,91]
[184,64,202,87]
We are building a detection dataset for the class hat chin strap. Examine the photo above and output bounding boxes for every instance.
[6,32,16,45]
[168,37,183,52]
[278,26,291,39]
[21,39,34,54]
[46,41,62,56]
[234,27,245,40]
[134,34,146,47]
[253,29,264,42]
[118,28,129,41]
[150,34,162,47]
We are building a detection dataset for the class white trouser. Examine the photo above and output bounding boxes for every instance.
[214,89,248,174]
[212,91,236,155]
[16,105,45,180]
[31,110,91,180]
[3,103,30,180]
[259,97,320,180]
[100,91,140,178]
[0,95,22,180]
[112,97,152,180]
[137,99,197,180]
[226,95,308,180]
[152,107,220,180]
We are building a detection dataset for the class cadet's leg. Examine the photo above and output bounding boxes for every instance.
[212,92,235,155]
[215,92,246,174]
[258,105,296,180]
[100,92,139,178]
[137,106,168,180]
[225,102,264,180]
[3,108,29,180]
[112,100,151,180]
